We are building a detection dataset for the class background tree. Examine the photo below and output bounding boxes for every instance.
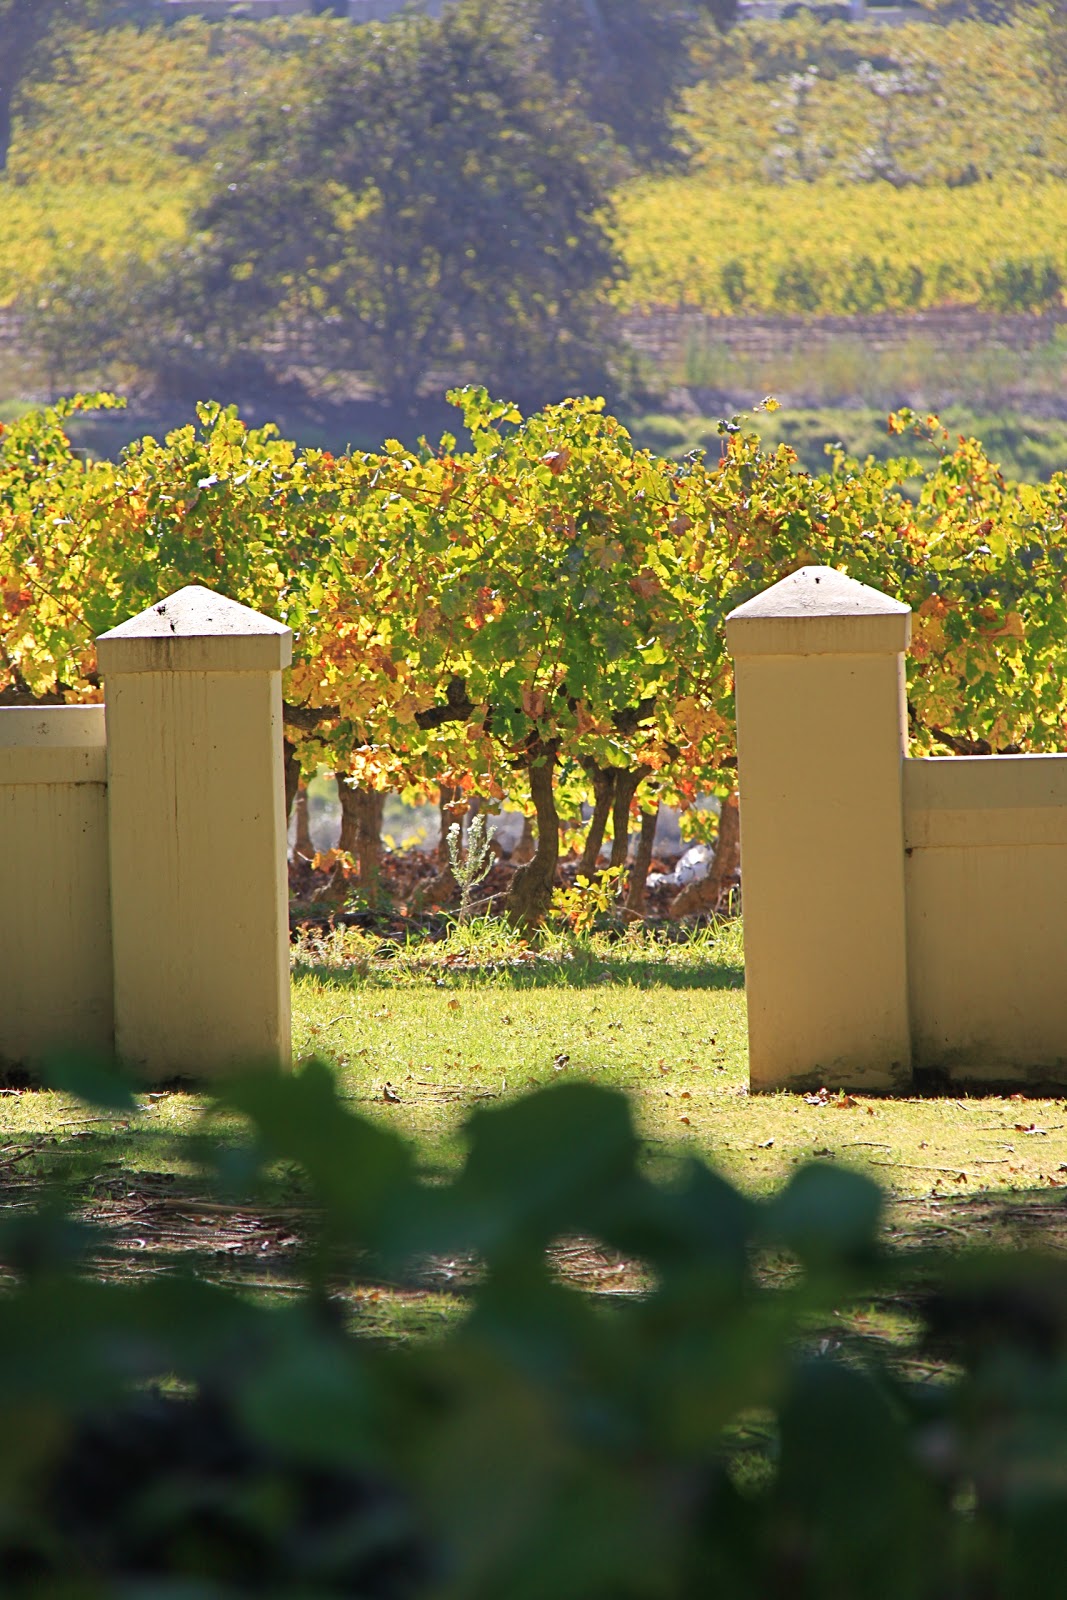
[512,0,738,167]
[159,0,622,412]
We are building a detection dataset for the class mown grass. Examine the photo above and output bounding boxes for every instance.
[6,916,1067,1212]
[288,921,1067,1215]
[3,917,1067,1344]
[291,919,746,1171]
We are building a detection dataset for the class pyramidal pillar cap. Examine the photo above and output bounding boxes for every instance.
[726,566,911,656]
[96,586,293,675]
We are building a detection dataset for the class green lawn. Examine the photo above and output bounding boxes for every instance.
[4,919,1067,1324]
[290,921,1067,1216]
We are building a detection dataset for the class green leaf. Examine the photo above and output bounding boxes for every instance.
[763,1161,883,1268]
[214,1060,414,1246]
[452,1083,640,1256]
[42,1049,139,1113]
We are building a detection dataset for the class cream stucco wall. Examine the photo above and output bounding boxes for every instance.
[905,755,1067,1084]
[729,565,1067,1092]
[0,706,113,1063]
[0,587,293,1079]
[728,568,913,1091]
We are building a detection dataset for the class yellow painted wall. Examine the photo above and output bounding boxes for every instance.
[905,755,1067,1084]
[729,565,1067,1092]
[0,587,293,1079]
[104,668,291,1077]
[728,567,913,1091]
[99,587,293,1079]
[0,706,113,1063]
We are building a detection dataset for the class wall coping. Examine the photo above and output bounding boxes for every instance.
[0,705,107,784]
[905,753,1067,848]
[96,585,293,675]
[726,566,911,656]
[0,705,106,747]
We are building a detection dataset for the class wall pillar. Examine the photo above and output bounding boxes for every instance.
[726,567,912,1092]
[97,586,293,1078]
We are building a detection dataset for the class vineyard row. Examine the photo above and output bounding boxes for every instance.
[2,389,1066,923]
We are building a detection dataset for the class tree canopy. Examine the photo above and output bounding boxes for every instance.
[513,0,738,167]
[156,0,622,411]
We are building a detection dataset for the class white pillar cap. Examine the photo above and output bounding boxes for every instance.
[726,566,911,656]
[96,586,293,675]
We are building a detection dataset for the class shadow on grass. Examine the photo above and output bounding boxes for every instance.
[7,1112,1067,1357]
[894,1185,1067,1255]
[292,954,745,993]
[0,1124,471,1339]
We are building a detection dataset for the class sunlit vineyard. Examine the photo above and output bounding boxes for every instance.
[8,166,1063,325]
[684,16,1067,186]
[7,17,320,188]
[2,12,1066,323]
[0,15,326,307]
[615,176,1067,315]
[614,13,1067,317]
[0,184,193,306]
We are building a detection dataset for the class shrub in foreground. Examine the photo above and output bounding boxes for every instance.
[0,1063,1066,1595]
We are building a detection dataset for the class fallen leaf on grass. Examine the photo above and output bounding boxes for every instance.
[447,998,460,1012]
[679,1116,691,1126]
[803,1088,860,1109]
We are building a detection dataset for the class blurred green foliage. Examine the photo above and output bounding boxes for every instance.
[2,1059,1067,1594]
